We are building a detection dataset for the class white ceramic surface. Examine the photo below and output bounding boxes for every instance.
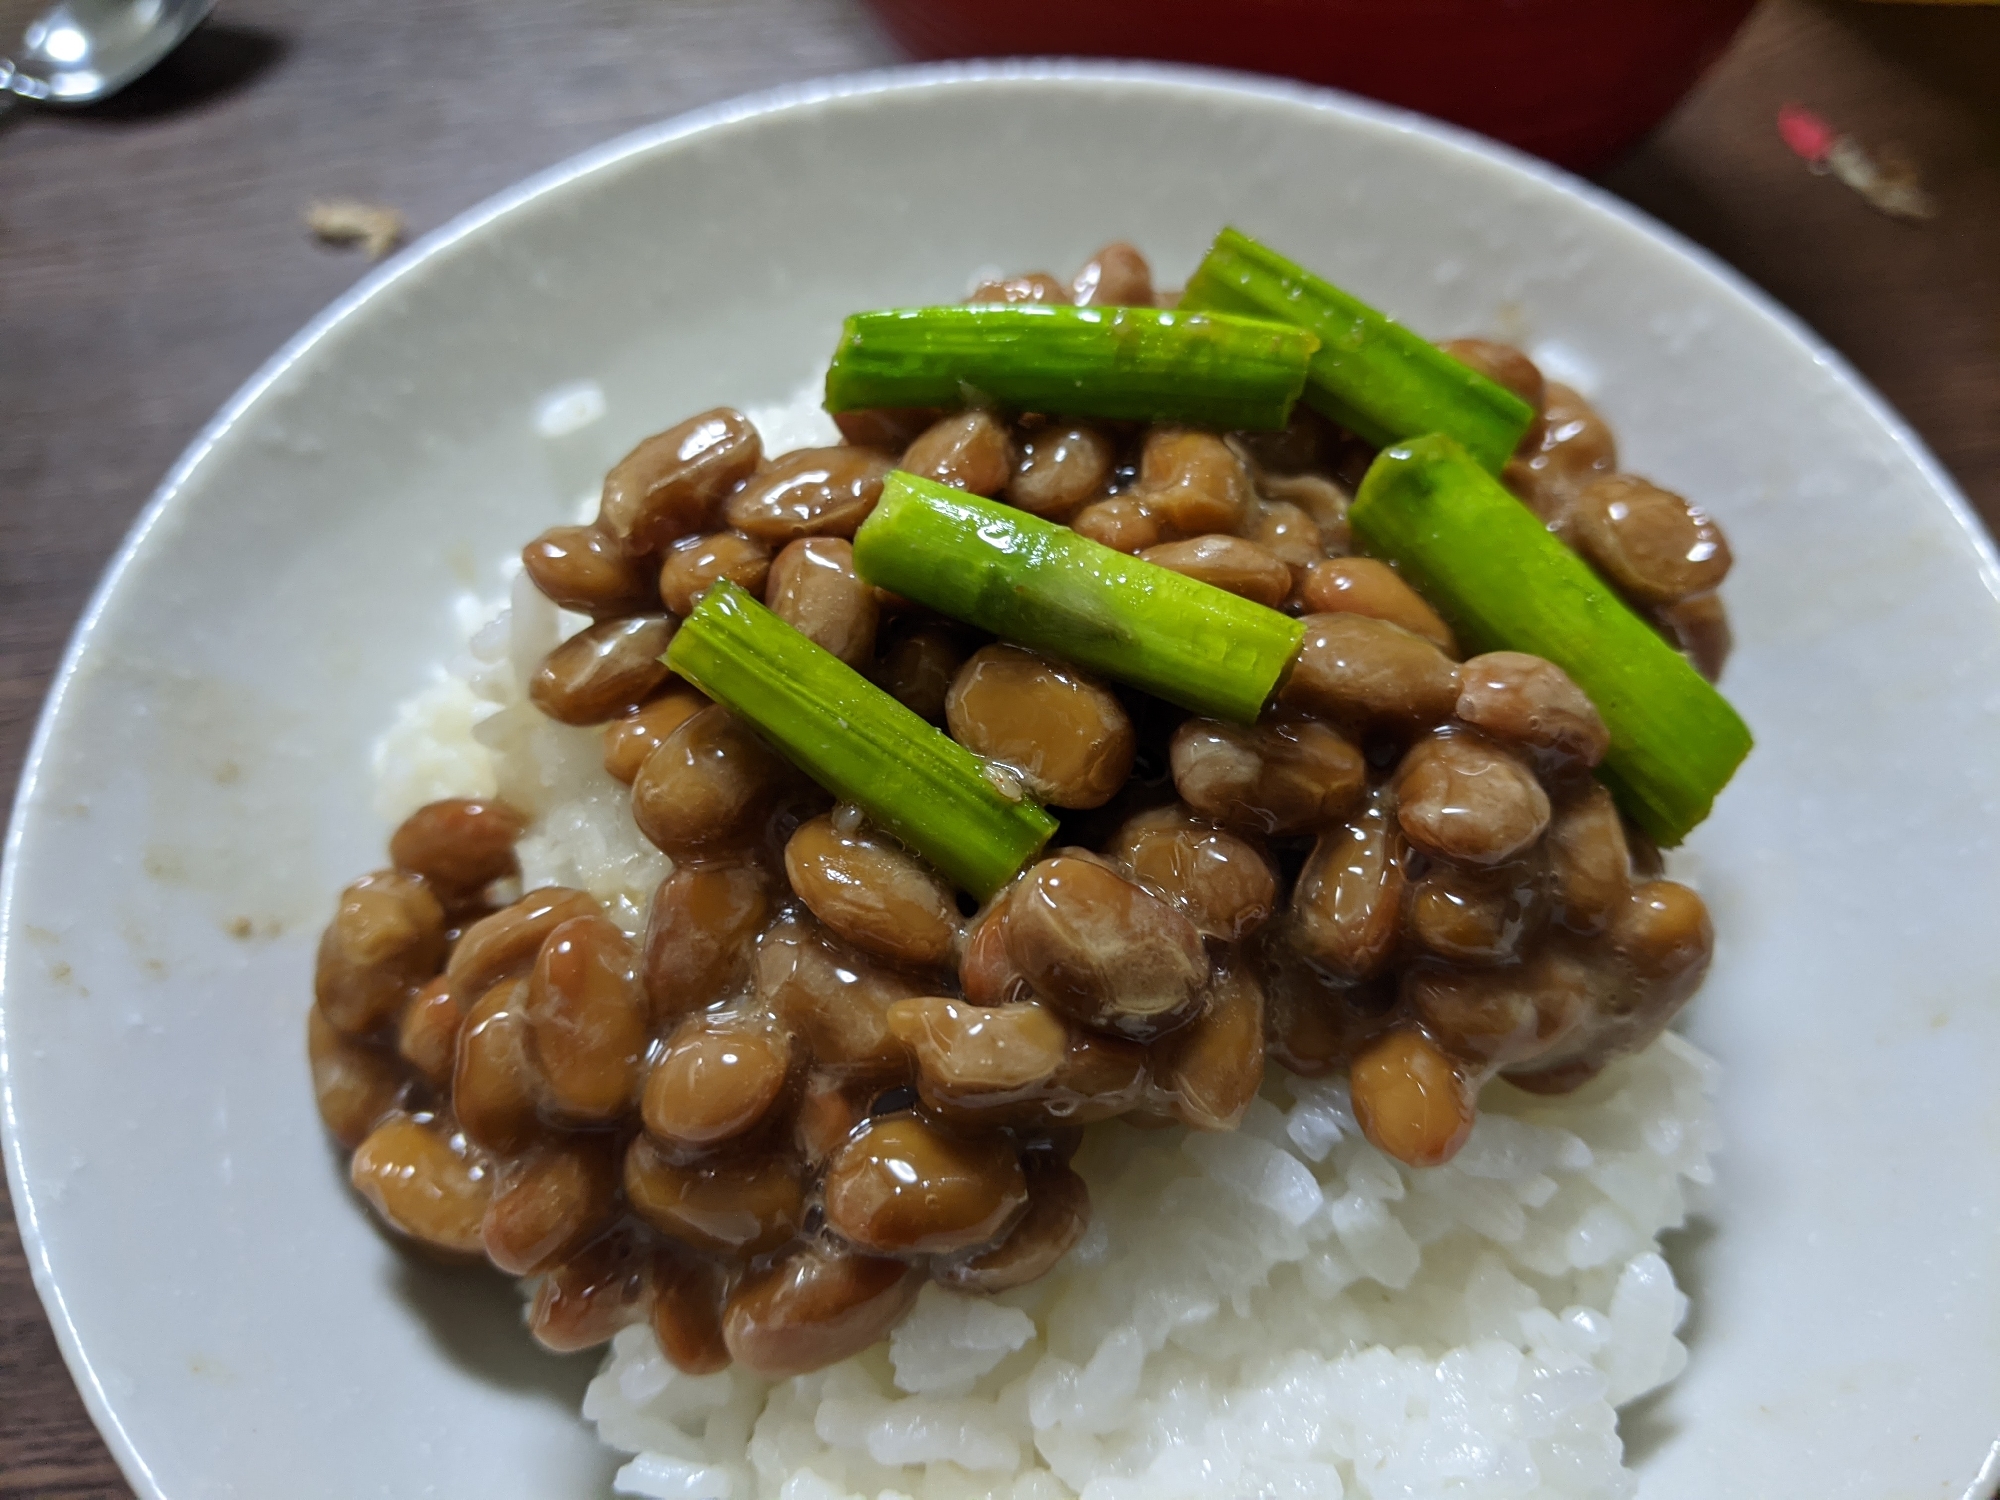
[5,64,1999,1500]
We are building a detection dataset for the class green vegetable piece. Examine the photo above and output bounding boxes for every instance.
[823,304,1318,431]
[1349,434,1751,845]
[851,471,1307,726]
[665,580,1056,898]
[1179,226,1536,472]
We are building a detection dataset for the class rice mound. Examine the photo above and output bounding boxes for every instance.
[374,397,1719,1500]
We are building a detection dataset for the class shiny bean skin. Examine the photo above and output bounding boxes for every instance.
[1545,783,1632,934]
[1258,471,1351,552]
[454,978,543,1154]
[1168,714,1366,836]
[873,623,969,722]
[1071,242,1153,307]
[766,537,878,666]
[1506,382,1615,536]
[1573,474,1732,605]
[631,704,799,859]
[309,1006,406,1148]
[1007,424,1116,518]
[1156,965,1265,1131]
[958,896,1033,1008]
[1069,494,1160,553]
[823,1113,1027,1256]
[1139,534,1292,607]
[1044,1031,1150,1123]
[525,914,648,1122]
[482,1139,620,1276]
[1138,428,1252,535]
[755,911,926,1079]
[1279,613,1461,727]
[902,410,1013,496]
[785,814,959,968]
[1404,860,1545,965]
[528,1229,653,1352]
[530,615,677,726]
[600,409,763,555]
[446,886,599,1007]
[625,1135,803,1257]
[657,530,771,617]
[643,1013,794,1149]
[1004,856,1209,1038]
[521,524,656,618]
[652,1244,731,1374]
[1244,499,1325,572]
[315,870,448,1035]
[602,688,709,784]
[1349,1029,1476,1168]
[887,996,1069,1104]
[1655,591,1731,681]
[968,272,1069,304]
[390,798,524,903]
[1110,804,1277,941]
[1297,558,1458,655]
[642,861,771,1019]
[934,1164,1090,1294]
[1454,652,1608,768]
[350,1114,493,1255]
[946,646,1135,810]
[1403,950,1587,1070]
[722,1244,921,1378]
[396,975,461,1091]
[723,447,893,542]
[1438,338,1546,413]
[1610,879,1713,984]
[1290,788,1406,981]
[1393,730,1551,866]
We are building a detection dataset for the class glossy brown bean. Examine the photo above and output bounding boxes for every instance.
[1506,383,1615,536]
[755,911,926,1079]
[657,530,771,617]
[934,1164,1090,1294]
[599,408,762,555]
[446,887,598,1006]
[642,860,770,1019]
[902,410,1013,497]
[833,407,940,451]
[1290,788,1406,981]
[1404,859,1544,965]
[1454,652,1608,768]
[631,704,798,858]
[959,895,1032,1008]
[969,272,1069,304]
[643,1013,793,1149]
[1297,558,1458,655]
[1156,965,1265,1131]
[1071,242,1153,307]
[823,1114,1027,1256]
[1438,338,1546,412]
[1610,879,1713,984]
[722,1244,921,1378]
[1044,1030,1151,1123]
[1654,591,1731,681]
[652,1245,731,1374]
[1393,730,1551,866]
[315,870,448,1035]
[1279,613,1461,728]
[624,1136,804,1255]
[888,996,1068,1105]
[524,914,647,1121]
[1403,950,1588,1069]
[1572,474,1732,605]
[1259,472,1351,553]
[350,1114,493,1255]
[795,1072,869,1164]
[1007,424,1115,518]
[602,688,709,785]
[530,615,677,726]
[1545,783,1632,934]
[482,1139,620,1276]
[946,645,1135,810]
[522,524,656,618]
[1139,534,1292,607]
[528,1229,653,1352]
[1004,856,1208,1038]
[309,1006,406,1147]
[396,975,461,1091]
[1138,428,1252,535]
[766,537,878,666]
[389,798,525,902]
[1069,494,1160,554]
[874,623,969,723]
[724,447,893,542]
[1350,1029,1476,1168]
[1244,499,1325,572]
[785,814,959,967]
[1168,713,1367,836]
[1111,804,1277,941]
[454,977,543,1154]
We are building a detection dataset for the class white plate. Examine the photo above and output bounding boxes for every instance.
[5,63,1998,1500]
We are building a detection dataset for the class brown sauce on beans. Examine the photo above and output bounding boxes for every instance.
[314,249,1730,1375]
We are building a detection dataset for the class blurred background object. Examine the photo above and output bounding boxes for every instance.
[1,0,216,104]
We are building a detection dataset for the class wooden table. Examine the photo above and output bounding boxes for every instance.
[1,0,1995,1493]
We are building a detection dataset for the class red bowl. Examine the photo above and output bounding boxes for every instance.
[862,0,1756,172]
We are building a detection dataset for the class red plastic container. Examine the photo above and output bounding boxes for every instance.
[863,0,1757,172]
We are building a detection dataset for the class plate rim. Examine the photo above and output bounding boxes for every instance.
[2,56,1993,1500]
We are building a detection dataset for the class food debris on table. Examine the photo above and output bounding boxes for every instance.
[1777,102,1937,223]
[305,198,407,258]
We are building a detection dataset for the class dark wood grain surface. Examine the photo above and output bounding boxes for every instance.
[2,1,1996,1494]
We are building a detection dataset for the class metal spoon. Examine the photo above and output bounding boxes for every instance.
[1,0,216,104]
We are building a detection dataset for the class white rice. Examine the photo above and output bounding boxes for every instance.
[373,389,1720,1500]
